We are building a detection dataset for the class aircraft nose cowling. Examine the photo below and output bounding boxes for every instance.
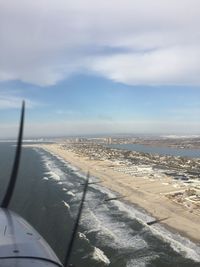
[0,209,63,267]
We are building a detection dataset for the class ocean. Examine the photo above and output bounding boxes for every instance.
[0,142,200,267]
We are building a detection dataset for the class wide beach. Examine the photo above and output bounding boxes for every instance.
[35,143,200,243]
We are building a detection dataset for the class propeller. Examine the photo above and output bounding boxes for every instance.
[64,172,89,267]
[1,101,25,208]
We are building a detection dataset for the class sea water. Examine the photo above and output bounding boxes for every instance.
[107,144,200,158]
[0,142,200,267]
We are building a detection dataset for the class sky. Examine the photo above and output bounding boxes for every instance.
[0,0,200,138]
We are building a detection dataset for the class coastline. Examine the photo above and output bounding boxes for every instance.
[31,143,200,243]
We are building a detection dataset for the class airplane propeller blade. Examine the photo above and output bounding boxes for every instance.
[64,172,89,267]
[1,101,25,208]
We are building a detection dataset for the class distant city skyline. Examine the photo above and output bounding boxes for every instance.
[0,1,200,138]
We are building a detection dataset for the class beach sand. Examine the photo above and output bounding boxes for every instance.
[33,143,200,243]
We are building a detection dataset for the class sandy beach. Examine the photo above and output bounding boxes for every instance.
[34,143,200,243]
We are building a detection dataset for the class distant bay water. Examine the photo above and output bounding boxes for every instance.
[107,144,200,158]
[0,142,200,266]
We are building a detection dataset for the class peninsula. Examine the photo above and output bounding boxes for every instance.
[31,139,200,242]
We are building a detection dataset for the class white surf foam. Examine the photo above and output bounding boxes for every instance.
[45,171,60,181]
[66,191,75,197]
[119,202,200,262]
[80,191,148,251]
[36,146,200,263]
[152,224,200,262]
[50,151,79,172]
[62,200,70,209]
[73,169,87,180]
[82,184,200,262]
[127,254,158,267]
[79,231,110,266]
[39,148,82,185]
[39,152,66,181]
[78,232,89,243]
[92,247,110,265]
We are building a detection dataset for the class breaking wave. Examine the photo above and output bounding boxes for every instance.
[92,247,110,265]
[36,146,200,266]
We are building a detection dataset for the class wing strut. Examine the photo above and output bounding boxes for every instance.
[1,101,25,208]
[64,172,89,267]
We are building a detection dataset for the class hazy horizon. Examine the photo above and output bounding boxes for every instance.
[1,131,200,141]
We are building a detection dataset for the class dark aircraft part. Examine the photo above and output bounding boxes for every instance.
[147,217,169,226]
[1,101,25,208]
[64,172,89,267]
[0,102,63,267]
[0,102,91,267]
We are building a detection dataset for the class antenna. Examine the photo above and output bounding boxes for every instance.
[1,101,25,208]
[64,172,89,267]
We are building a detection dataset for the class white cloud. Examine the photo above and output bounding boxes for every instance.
[91,46,200,85]
[0,91,39,109]
[0,0,200,86]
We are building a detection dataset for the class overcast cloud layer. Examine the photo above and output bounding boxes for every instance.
[1,0,200,86]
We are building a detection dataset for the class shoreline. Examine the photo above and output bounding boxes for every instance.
[29,143,200,244]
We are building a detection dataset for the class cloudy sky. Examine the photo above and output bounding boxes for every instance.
[1,0,200,138]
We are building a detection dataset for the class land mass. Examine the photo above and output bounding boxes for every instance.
[28,140,200,243]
